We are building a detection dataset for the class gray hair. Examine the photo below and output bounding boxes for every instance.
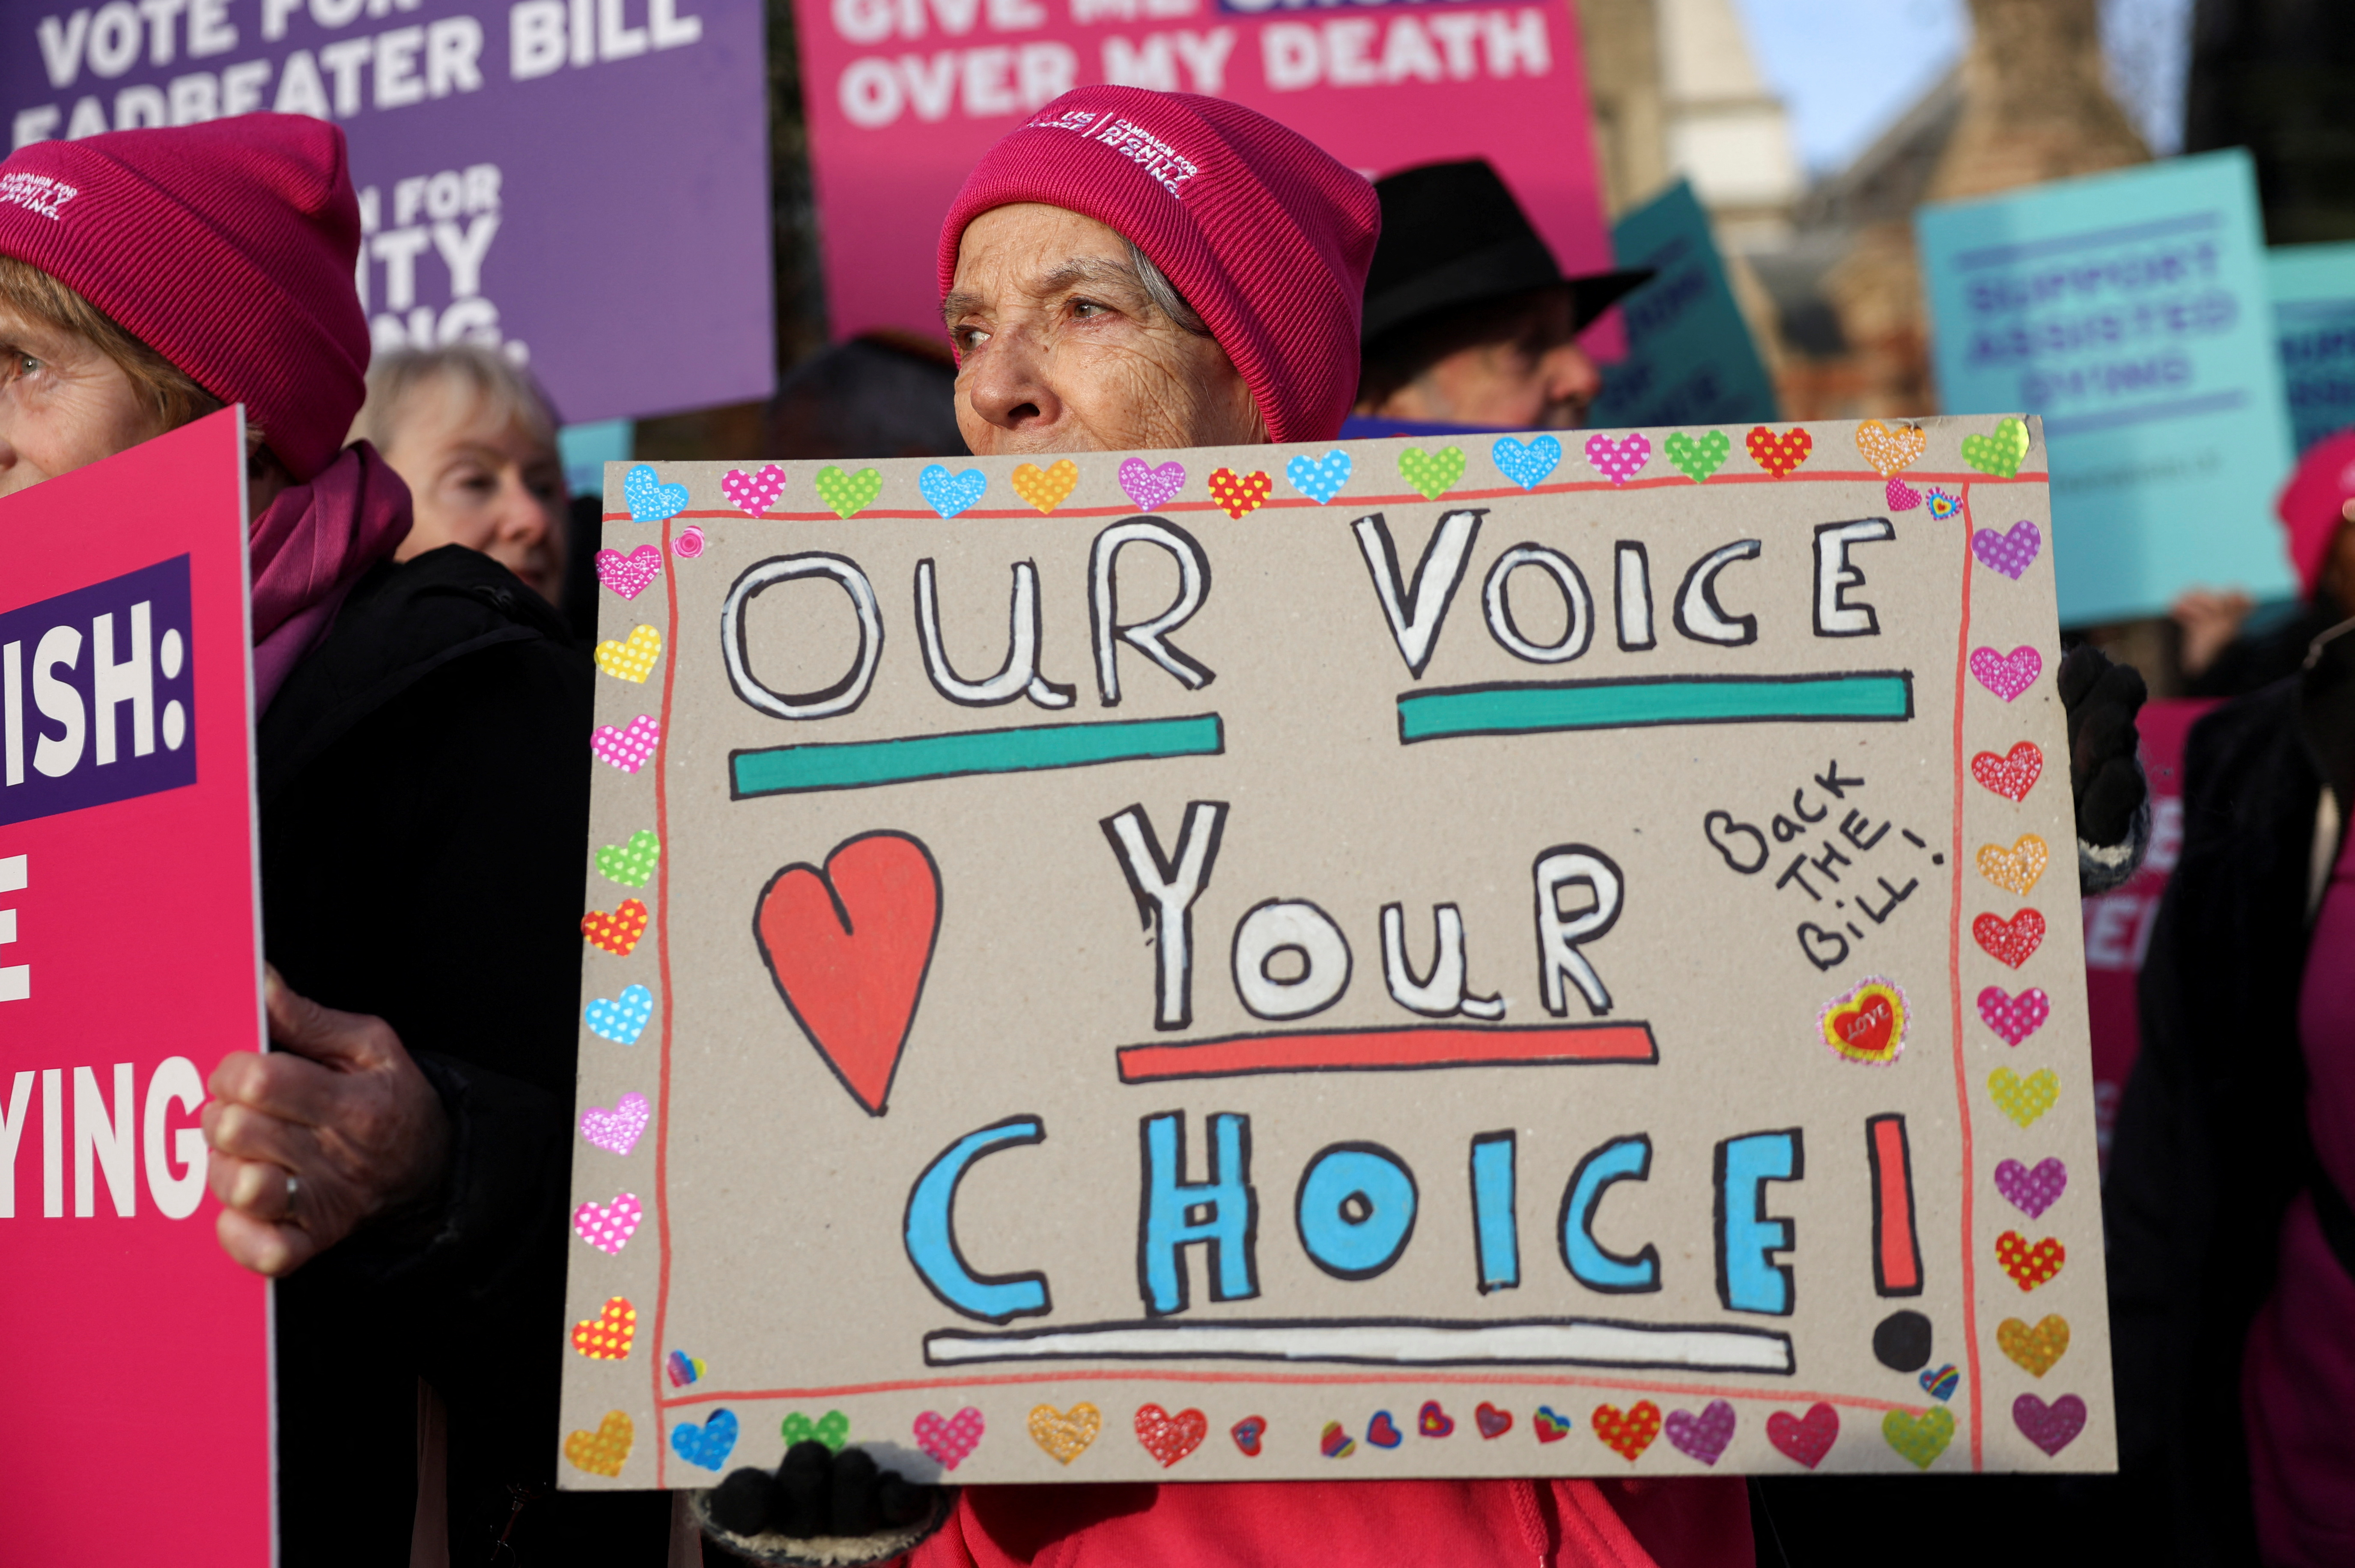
[1126,240,1210,337]
[351,343,558,456]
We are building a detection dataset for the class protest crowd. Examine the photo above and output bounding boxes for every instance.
[0,1,2349,1565]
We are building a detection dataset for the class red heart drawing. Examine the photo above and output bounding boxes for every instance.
[1766,1402,1839,1469]
[1745,425,1813,478]
[1971,741,2043,802]
[1417,1400,1455,1438]
[582,898,648,957]
[1134,1403,1207,1467]
[1475,1402,1512,1439]
[1366,1410,1403,1448]
[1230,1415,1265,1456]
[754,833,941,1116]
[1973,908,2046,970]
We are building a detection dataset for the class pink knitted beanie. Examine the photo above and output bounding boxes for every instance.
[2278,428,2355,600]
[0,114,369,482]
[938,87,1380,446]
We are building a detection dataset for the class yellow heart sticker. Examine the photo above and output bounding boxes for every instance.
[1011,459,1079,514]
[594,625,663,684]
[1998,1315,2071,1377]
[564,1410,634,1476]
[1027,1401,1102,1465]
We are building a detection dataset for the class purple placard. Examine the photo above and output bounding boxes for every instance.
[0,554,198,829]
[3,0,773,425]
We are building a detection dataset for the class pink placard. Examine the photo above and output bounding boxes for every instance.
[0,411,271,1564]
[794,0,1616,354]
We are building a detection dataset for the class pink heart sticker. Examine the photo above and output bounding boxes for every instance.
[1663,1400,1736,1465]
[2012,1392,2085,1456]
[573,1192,642,1254]
[1970,645,2043,702]
[1994,1156,2068,1220]
[1976,985,2050,1045]
[594,544,663,600]
[1583,431,1651,485]
[1886,476,1922,511]
[592,715,662,773]
[721,464,787,517]
[580,1092,651,1156]
[913,1406,986,1470]
[1118,457,1185,511]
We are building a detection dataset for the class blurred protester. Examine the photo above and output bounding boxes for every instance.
[769,330,966,458]
[352,344,569,605]
[1353,159,1650,431]
[2109,491,2355,1567]
[0,117,666,1564]
[2172,429,2355,695]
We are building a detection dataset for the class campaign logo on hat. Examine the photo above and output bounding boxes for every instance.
[1030,107,1202,199]
[0,173,79,223]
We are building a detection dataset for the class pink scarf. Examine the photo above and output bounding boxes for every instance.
[247,440,411,711]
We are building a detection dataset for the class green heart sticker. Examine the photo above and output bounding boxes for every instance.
[781,1409,850,1452]
[595,829,661,889]
[1960,417,2029,479]
[814,466,882,520]
[1988,1066,2059,1128]
[1398,445,1464,501]
[1881,1406,1955,1469]
[1663,429,1730,483]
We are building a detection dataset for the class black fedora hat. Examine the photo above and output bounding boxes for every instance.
[1362,159,1651,344]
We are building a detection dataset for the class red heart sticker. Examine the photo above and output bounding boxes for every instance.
[1230,1415,1266,1456]
[1745,425,1813,478]
[754,833,941,1116]
[1417,1400,1455,1438]
[1207,467,1273,518]
[1997,1229,2066,1291]
[1366,1410,1403,1448]
[1475,1402,1512,1439]
[1134,1403,1207,1467]
[1766,1402,1839,1469]
[1591,1401,1661,1461]
[582,898,649,957]
[1971,741,2043,802]
[570,1295,636,1360]
[1973,908,2046,970]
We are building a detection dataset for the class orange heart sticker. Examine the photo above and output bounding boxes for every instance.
[583,899,649,957]
[1998,1315,2070,1377]
[1207,467,1272,518]
[1819,978,1907,1065]
[1976,834,2049,896]
[564,1410,635,1476]
[571,1296,636,1360]
[1852,420,1926,477]
[1011,459,1079,514]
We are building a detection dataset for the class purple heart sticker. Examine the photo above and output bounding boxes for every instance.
[2012,1393,2086,1457]
[1976,985,2051,1045]
[1970,645,2043,702]
[1995,1157,2068,1220]
[580,1092,652,1156]
[1663,1399,1736,1466]
[1973,520,2043,580]
[1118,458,1186,511]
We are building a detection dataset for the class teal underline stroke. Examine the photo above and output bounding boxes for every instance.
[1398,673,1914,743]
[731,713,1223,796]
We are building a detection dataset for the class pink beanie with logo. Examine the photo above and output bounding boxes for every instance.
[0,114,369,482]
[938,87,1380,446]
[2278,428,2355,599]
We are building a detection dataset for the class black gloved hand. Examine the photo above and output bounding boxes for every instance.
[2057,643,2148,847]
[706,1440,939,1541]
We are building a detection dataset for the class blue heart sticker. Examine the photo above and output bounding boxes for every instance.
[585,984,654,1046]
[919,464,988,519]
[1491,435,1562,491]
[622,464,689,524]
[1285,449,1353,505]
[671,1408,739,1470]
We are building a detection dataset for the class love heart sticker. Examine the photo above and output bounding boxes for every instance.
[1028,1402,1100,1464]
[2014,1393,2086,1457]
[596,829,661,888]
[1852,419,1926,476]
[1398,445,1464,500]
[1990,1067,2060,1127]
[919,464,987,519]
[579,1092,650,1156]
[1207,466,1273,517]
[1997,1229,2065,1291]
[1973,908,2046,969]
[591,715,660,773]
[1492,434,1562,490]
[1920,1364,1960,1401]
[1475,1403,1513,1439]
[1819,977,1906,1065]
[1926,487,1961,520]
[720,464,787,517]
[622,464,687,523]
[1365,1411,1404,1449]
[671,1409,738,1470]
[1998,1314,2071,1378]
[1962,416,2031,478]
[1765,1402,1838,1469]
[1118,457,1185,510]
[1230,1415,1266,1455]
[814,465,881,519]
[1663,428,1729,482]
[1010,459,1077,514]
[594,544,662,600]
[1972,741,2043,801]
[1584,431,1651,485]
[593,625,662,684]
[673,525,704,558]
[1664,1400,1736,1466]
[1745,425,1812,477]
[581,898,649,958]
[570,1295,635,1360]
[1133,1403,1207,1467]
[1286,449,1353,504]
[781,1409,850,1452]
[1589,1401,1658,1461]
[1532,1406,1572,1444]
[1417,1400,1455,1438]
[912,1407,985,1470]
[1886,476,1923,511]
[665,1350,706,1387]
[1881,1406,1954,1470]
[1976,833,2050,896]
[572,1192,642,1254]
[1973,519,2043,579]
[564,1411,633,1476]
[1996,1156,2068,1220]
[1971,645,2044,702]
[584,984,653,1045]
[1977,985,2050,1046]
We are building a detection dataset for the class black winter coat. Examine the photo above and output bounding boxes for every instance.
[258,545,671,1565]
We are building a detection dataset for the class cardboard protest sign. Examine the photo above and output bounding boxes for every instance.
[1587,180,1779,430]
[3,1,773,424]
[0,411,271,1561]
[2269,242,2355,456]
[562,416,2111,1488]
[1918,150,2297,625]
[790,0,1616,353]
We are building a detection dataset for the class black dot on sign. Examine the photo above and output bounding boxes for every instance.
[1933,854,1946,865]
[1874,1310,1933,1372]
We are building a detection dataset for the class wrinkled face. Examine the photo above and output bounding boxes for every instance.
[0,301,165,501]
[1371,292,1602,431]
[946,204,1266,455]
[381,375,567,601]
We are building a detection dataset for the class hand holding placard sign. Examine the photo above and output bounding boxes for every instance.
[562,418,2111,1487]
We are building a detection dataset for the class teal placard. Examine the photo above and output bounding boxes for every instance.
[2269,242,2355,455]
[1917,150,2297,624]
[1588,181,1780,429]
